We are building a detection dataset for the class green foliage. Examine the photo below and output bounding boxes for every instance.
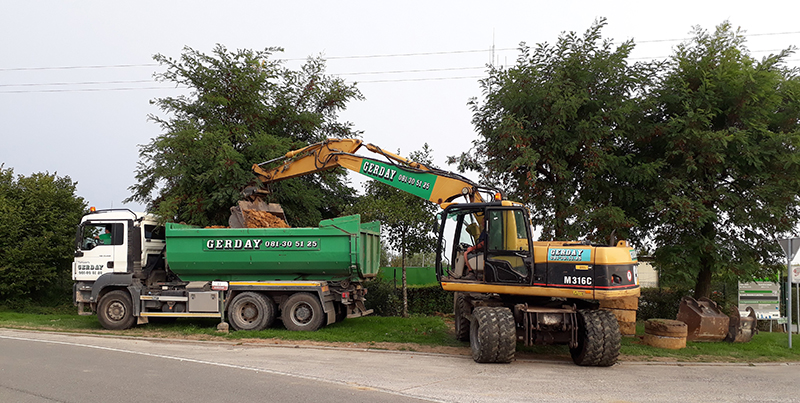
[463,19,800,295]
[0,166,86,305]
[349,144,439,257]
[126,45,363,226]
[458,18,660,241]
[405,285,452,316]
[643,22,800,297]
[637,287,689,321]
[364,276,402,316]
[364,276,451,317]
[348,145,439,316]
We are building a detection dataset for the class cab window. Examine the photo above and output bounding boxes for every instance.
[81,223,123,250]
[145,224,165,240]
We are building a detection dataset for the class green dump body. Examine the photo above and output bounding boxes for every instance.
[165,215,380,282]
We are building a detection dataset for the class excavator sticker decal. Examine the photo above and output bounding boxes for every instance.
[547,248,591,262]
[359,159,437,200]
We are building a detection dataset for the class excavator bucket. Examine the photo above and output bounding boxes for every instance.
[676,296,730,342]
[229,200,288,228]
[725,306,757,343]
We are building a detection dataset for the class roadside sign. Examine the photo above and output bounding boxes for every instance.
[793,265,800,285]
[738,281,782,319]
[778,238,800,261]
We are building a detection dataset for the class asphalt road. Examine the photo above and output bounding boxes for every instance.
[1,329,798,403]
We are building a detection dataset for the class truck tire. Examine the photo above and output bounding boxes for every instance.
[470,307,516,363]
[228,292,275,331]
[97,290,136,330]
[454,293,470,342]
[282,293,325,332]
[570,309,621,367]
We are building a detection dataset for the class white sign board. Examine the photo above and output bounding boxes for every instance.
[793,264,800,285]
[738,281,782,319]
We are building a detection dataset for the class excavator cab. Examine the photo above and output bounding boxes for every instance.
[437,203,532,285]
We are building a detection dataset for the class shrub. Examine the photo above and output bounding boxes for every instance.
[364,276,451,317]
[637,287,689,321]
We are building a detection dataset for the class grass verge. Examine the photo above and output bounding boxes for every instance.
[1,308,799,362]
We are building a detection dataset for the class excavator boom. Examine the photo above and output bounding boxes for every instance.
[252,138,491,207]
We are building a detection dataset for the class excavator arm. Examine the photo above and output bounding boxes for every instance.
[252,138,494,208]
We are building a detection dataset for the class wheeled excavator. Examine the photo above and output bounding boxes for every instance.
[251,138,640,366]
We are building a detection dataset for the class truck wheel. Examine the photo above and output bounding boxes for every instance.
[97,290,136,330]
[282,293,325,331]
[570,309,621,367]
[470,307,516,363]
[454,293,471,342]
[228,292,275,331]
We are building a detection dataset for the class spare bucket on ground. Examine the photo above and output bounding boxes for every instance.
[676,296,730,342]
[726,306,757,343]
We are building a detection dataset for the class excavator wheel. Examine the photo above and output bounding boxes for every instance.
[570,309,621,367]
[454,293,471,342]
[470,306,516,363]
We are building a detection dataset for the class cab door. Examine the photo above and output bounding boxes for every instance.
[483,208,532,284]
[73,221,127,281]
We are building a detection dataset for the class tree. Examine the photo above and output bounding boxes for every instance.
[126,45,363,226]
[348,145,439,317]
[456,18,660,241]
[645,22,800,298]
[0,166,86,305]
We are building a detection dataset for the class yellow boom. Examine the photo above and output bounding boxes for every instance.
[252,138,493,208]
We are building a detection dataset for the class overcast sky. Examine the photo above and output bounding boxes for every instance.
[2,0,799,218]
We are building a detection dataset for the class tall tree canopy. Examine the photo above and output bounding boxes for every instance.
[645,22,800,297]
[126,45,363,226]
[348,145,439,317]
[458,18,660,241]
[0,166,86,305]
[462,20,800,297]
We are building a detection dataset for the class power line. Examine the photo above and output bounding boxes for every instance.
[2,30,799,73]
[0,63,159,72]
[335,66,484,76]
[287,48,514,61]
[0,86,184,94]
[357,75,484,84]
[0,79,155,88]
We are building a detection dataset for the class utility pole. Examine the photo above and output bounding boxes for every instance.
[778,238,800,348]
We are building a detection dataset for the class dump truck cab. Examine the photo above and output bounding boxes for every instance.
[73,209,163,284]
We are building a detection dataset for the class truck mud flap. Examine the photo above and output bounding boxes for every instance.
[676,296,730,342]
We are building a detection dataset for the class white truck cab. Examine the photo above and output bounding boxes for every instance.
[73,208,164,283]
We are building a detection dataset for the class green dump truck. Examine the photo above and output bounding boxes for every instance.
[73,209,379,331]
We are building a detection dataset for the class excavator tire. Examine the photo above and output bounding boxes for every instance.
[470,307,516,363]
[454,293,471,342]
[495,307,517,363]
[570,309,621,367]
